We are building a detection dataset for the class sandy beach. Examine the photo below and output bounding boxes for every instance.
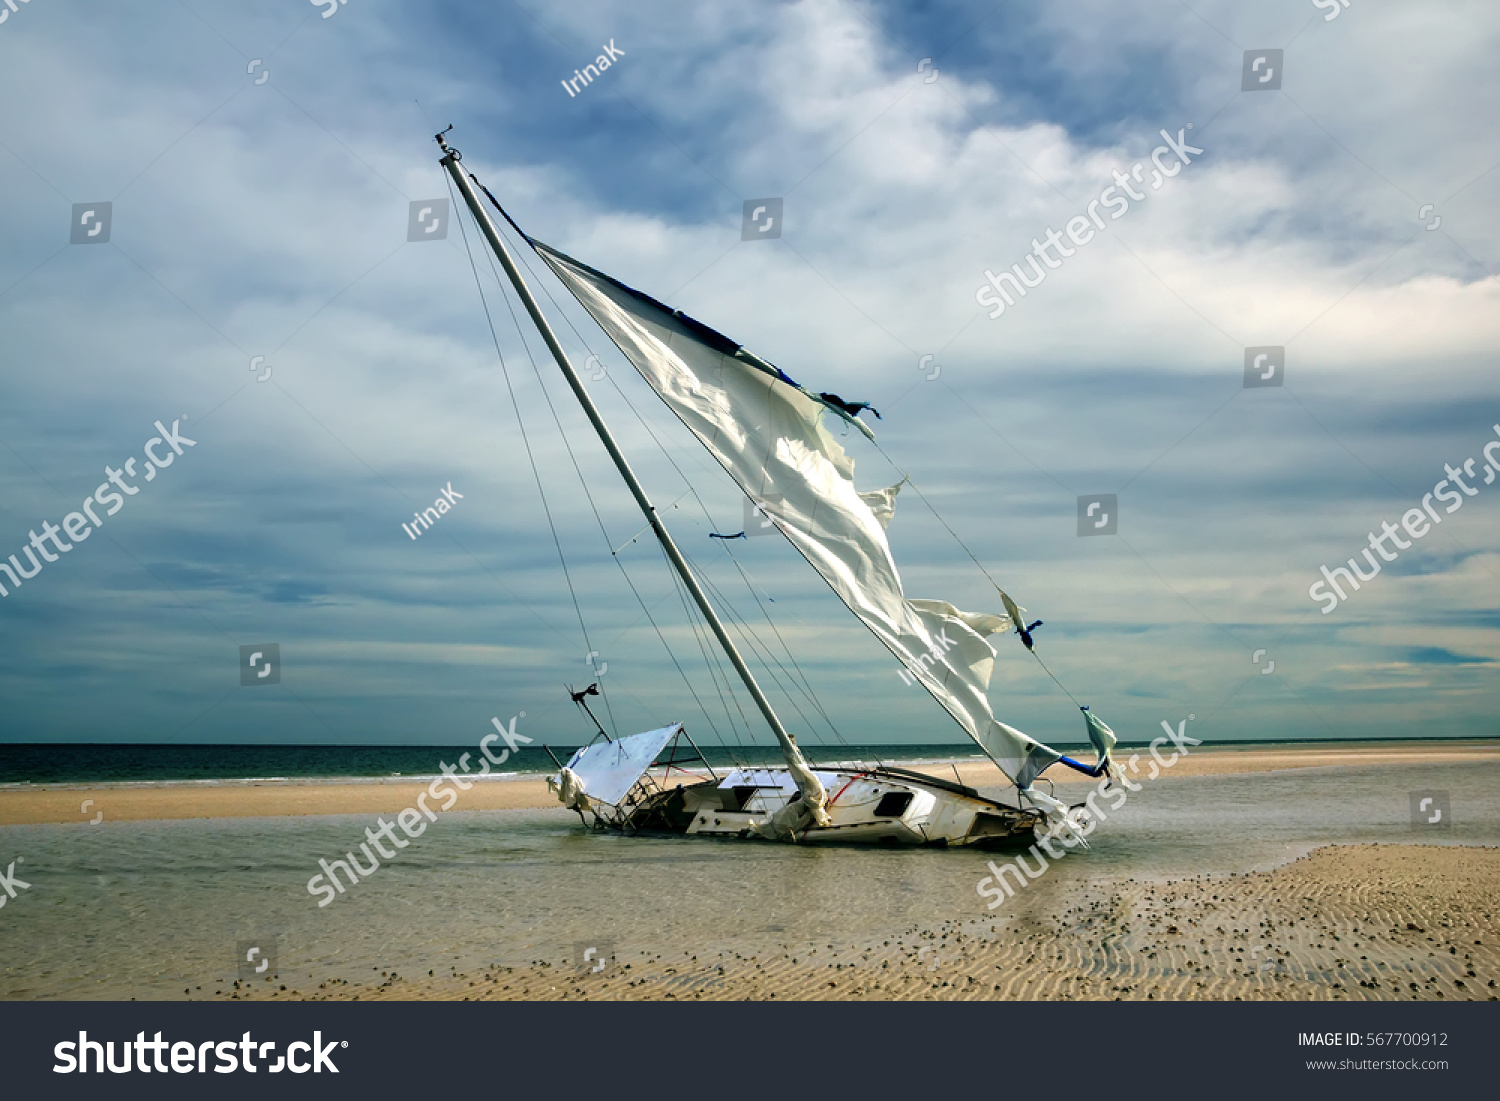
[3,741,1496,826]
[3,740,1496,1004]
[234,843,1497,1003]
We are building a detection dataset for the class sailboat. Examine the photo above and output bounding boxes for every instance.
[436,130,1118,848]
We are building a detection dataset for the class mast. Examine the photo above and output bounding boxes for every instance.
[437,133,827,814]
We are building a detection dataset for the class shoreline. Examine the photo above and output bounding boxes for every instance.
[0,740,1495,826]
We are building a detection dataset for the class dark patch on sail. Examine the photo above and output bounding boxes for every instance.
[532,240,744,356]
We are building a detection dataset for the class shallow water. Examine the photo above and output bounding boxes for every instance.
[1,760,1495,999]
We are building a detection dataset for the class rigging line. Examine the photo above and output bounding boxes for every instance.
[689,561,832,752]
[1029,651,1084,711]
[691,573,882,772]
[486,211,971,763]
[582,392,850,745]
[718,549,856,753]
[632,520,749,764]
[488,215,771,765]
[662,543,752,764]
[447,176,615,738]
[869,439,1001,592]
[634,505,745,752]
[604,523,740,754]
[712,594,866,770]
[614,538,743,758]
[486,226,760,769]
[692,551,856,755]
[469,218,629,739]
[510,216,1064,742]
[868,437,1091,710]
[474,225,750,768]
[489,213,733,497]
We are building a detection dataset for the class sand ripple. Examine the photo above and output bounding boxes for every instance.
[228,843,1498,1003]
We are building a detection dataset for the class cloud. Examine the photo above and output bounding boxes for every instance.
[0,0,1495,750]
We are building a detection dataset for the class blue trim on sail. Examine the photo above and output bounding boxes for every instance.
[530,240,747,357]
[1057,754,1110,777]
[473,180,836,417]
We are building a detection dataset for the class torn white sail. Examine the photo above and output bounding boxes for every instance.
[534,241,1065,788]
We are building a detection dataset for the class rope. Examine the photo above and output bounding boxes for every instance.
[476,201,749,763]
[869,438,1090,713]
[447,173,614,735]
[688,554,843,757]
[1031,651,1084,710]
[664,544,755,756]
[718,552,859,757]
[490,205,848,764]
[471,170,1086,773]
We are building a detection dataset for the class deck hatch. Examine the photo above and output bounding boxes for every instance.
[874,791,914,818]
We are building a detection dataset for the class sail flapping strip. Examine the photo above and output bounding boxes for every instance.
[532,239,1064,788]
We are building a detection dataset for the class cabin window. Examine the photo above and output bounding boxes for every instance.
[874,791,913,818]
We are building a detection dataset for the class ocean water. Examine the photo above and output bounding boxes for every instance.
[0,739,1469,785]
[0,759,1496,1000]
[0,743,987,785]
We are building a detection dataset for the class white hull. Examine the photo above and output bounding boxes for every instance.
[622,764,1042,849]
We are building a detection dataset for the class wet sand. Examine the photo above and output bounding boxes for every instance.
[224,844,1497,1003]
[2,741,1496,826]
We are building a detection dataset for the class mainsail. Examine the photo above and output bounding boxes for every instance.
[530,240,1071,792]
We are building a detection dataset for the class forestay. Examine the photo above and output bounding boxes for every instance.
[533,242,1066,790]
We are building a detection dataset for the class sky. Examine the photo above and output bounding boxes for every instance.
[0,0,1496,754]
